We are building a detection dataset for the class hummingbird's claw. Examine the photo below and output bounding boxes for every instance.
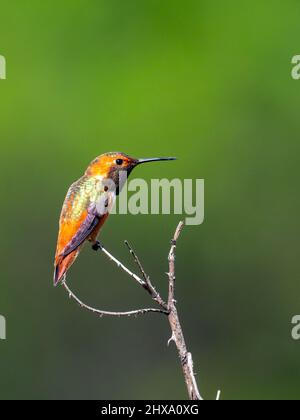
[92,241,103,251]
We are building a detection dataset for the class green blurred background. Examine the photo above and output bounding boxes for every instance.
[1,0,300,400]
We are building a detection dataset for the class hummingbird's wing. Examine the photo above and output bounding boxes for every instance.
[60,206,100,258]
[54,175,113,284]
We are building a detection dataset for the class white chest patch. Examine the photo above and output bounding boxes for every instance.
[96,191,116,216]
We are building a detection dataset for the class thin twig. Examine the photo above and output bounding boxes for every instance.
[124,241,149,283]
[124,241,168,310]
[62,281,168,317]
[99,244,145,287]
[167,221,203,401]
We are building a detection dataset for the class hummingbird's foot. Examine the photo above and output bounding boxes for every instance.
[92,241,103,251]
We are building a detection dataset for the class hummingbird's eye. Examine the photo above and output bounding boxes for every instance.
[116,159,124,166]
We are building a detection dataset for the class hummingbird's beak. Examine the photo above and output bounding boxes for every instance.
[137,157,177,165]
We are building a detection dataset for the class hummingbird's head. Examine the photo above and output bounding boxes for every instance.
[86,152,176,194]
[86,152,176,178]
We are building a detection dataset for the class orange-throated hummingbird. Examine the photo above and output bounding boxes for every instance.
[54,152,176,285]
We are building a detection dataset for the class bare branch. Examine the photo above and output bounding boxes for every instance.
[62,281,168,318]
[99,244,145,287]
[61,221,219,400]
[167,221,203,401]
[124,241,149,283]
[168,221,185,308]
[124,240,168,311]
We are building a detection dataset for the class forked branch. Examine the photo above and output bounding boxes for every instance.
[62,221,219,400]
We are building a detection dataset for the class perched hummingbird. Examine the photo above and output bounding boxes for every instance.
[54,152,176,285]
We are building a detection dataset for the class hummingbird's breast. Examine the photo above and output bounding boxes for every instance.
[94,175,116,216]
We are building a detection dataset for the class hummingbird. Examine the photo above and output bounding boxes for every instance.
[54,152,176,285]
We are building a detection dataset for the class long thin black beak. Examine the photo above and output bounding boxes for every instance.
[137,157,177,165]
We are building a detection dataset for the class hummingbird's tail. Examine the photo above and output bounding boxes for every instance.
[54,250,79,286]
